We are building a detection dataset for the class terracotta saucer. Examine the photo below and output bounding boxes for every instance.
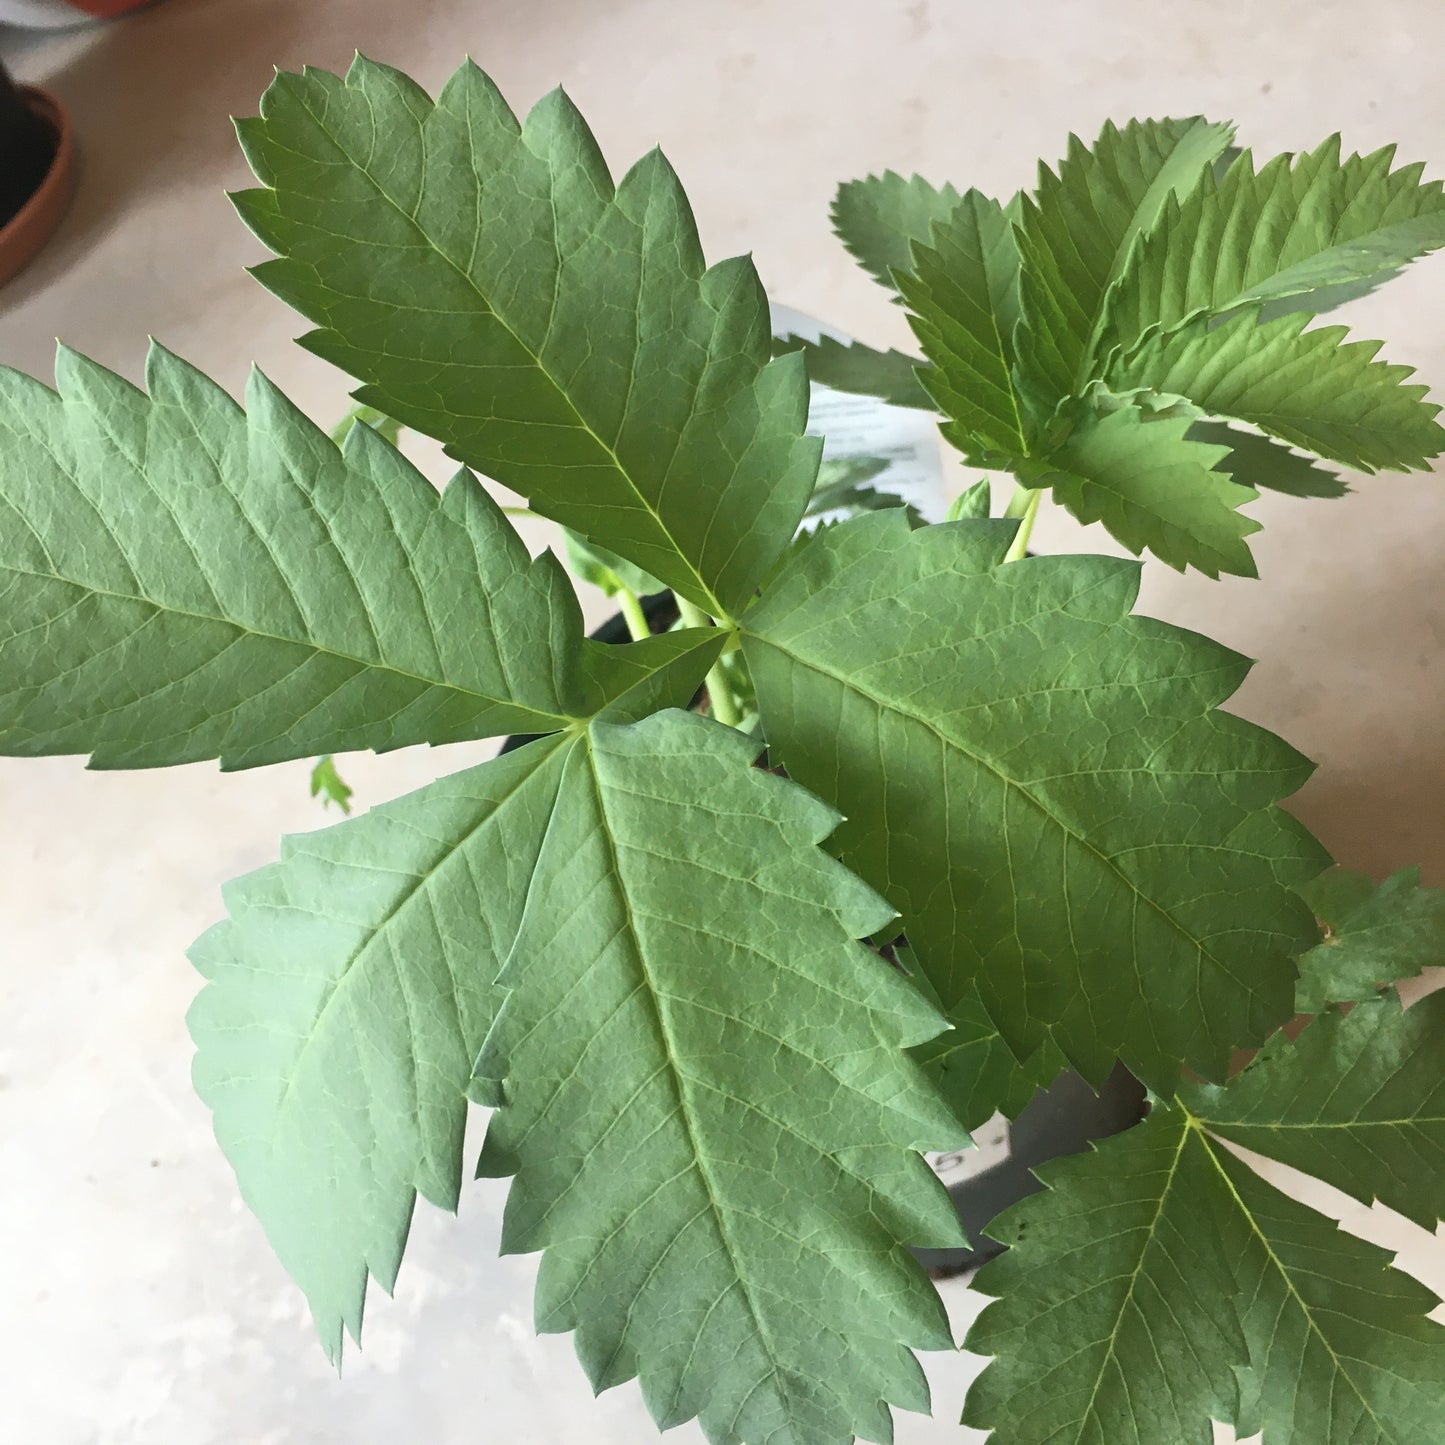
[0,85,75,290]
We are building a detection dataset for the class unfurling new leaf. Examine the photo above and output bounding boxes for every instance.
[893,117,1445,576]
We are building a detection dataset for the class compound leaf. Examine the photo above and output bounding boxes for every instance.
[235,57,819,617]
[773,332,934,409]
[1108,310,1445,473]
[0,344,657,769]
[475,710,966,1445]
[900,188,1029,456]
[741,513,1327,1089]
[831,170,962,290]
[188,733,576,1360]
[1294,866,1445,1012]
[1106,136,1445,347]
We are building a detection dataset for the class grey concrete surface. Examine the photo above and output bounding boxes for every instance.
[2,2,1443,1441]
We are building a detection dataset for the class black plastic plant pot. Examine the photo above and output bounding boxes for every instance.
[0,60,58,230]
[498,587,1150,1272]
[915,1062,1148,1276]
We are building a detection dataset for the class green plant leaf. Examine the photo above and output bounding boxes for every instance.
[562,528,667,600]
[831,170,962,290]
[900,189,1029,455]
[472,709,965,1445]
[965,1095,1445,1444]
[945,478,994,521]
[1014,117,1235,399]
[806,455,922,525]
[309,755,353,813]
[235,57,819,617]
[1188,990,1445,1231]
[188,733,576,1360]
[328,402,402,449]
[1188,419,1349,498]
[1293,866,1445,1012]
[0,344,675,769]
[1106,136,1445,346]
[963,1107,1245,1444]
[773,332,934,409]
[1108,310,1445,472]
[741,513,1327,1088]
[1040,403,1260,577]
[909,976,1066,1134]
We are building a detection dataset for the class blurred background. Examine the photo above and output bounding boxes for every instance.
[2,2,1443,1442]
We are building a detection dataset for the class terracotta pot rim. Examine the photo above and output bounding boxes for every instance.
[0,83,76,291]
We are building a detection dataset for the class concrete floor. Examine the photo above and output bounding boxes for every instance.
[2,1,1444,1441]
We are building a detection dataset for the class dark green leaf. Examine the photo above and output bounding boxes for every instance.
[967,1094,1445,1444]
[773,332,934,409]
[0,345,635,768]
[235,57,819,616]
[1293,866,1445,1012]
[474,711,965,1445]
[1107,136,1445,345]
[189,734,576,1359]
[963,1108,1245,1444]
[741,513,1326,1089]
[1108,310,1445,472]
[900,189,1029,455]
[831,170,962,290]
[1190,991,1445,1230]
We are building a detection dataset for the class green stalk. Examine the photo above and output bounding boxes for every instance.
[617,586,651,643]
[1003,484,1042,563]
[676,596,743,728]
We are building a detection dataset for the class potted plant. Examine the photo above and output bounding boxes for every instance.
[4,54,1445,1444]
[0,55,72,285]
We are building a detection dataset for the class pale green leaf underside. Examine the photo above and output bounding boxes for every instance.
[475,710,966,1445]
[1294,866,1445,1012]
[0,344,656,769]
[741,513,1326,1089]
[830,170,962,291]
[235,56,819,617]
[1042,405,1259,578]
[1108,311,1445,473]
[1105,135,1445,348]
[188,733,576,1360]
[966,1094,1445,1444]
[772,333,934,410]
[901,188,1028,455]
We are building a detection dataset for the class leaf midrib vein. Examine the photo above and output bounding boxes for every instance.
[744,629,1276,1019]
[0,560,575,731]
[287,87,725,617]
